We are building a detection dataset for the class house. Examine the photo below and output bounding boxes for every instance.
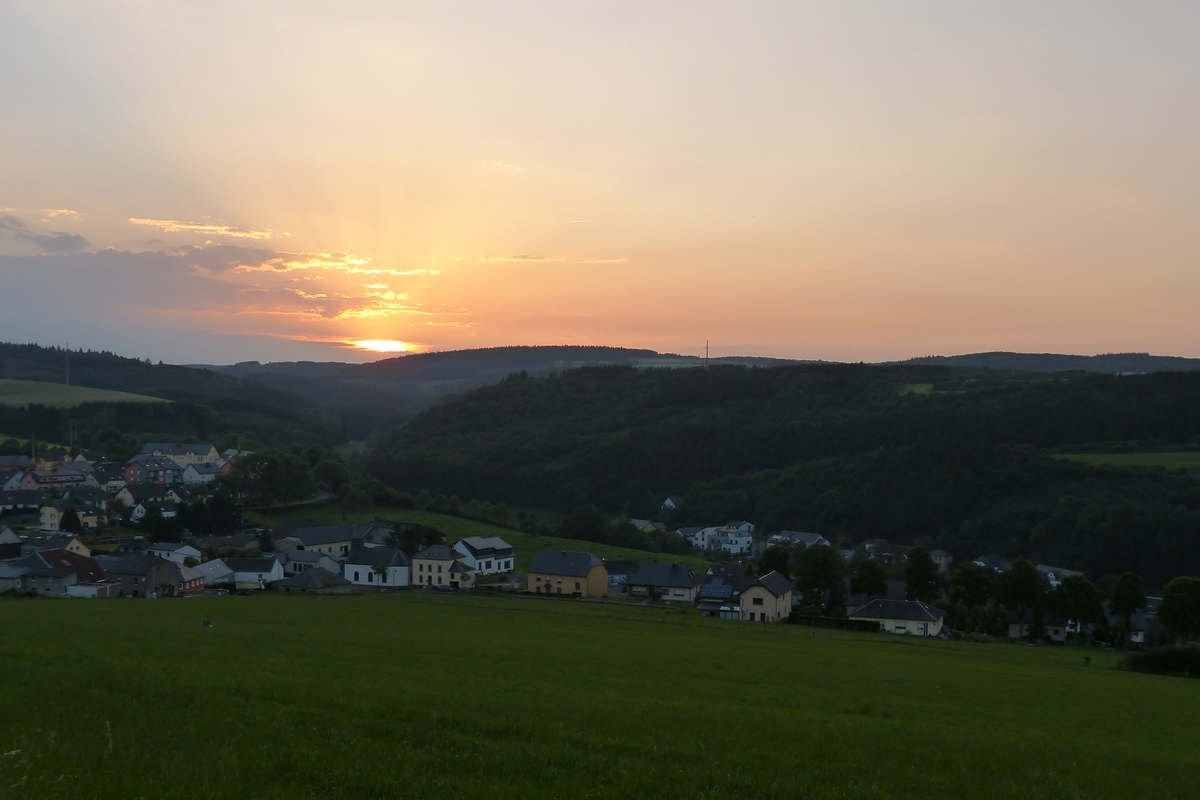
[661,496,684,510]
[526,550,607,597]
[39,499,105,532]
[176,563,206,593]
[849,599,945,636]
[413,544,474,589]
[146,541,202,565]
[0,490,44,515]
[182,462,230,486]
[194,559,235,587]
[0,548,113,596]
[138,443,220,467]
[930,549,954,575]
[705,563,748,577]
[116,484,171,510]
[627,561,700,602]
[64,485,116,507]
[768,531,830,549]
[685,523,754,554]
[452,536,514,574]
[357,520,399,548]
[0,526,21,563]
[279,549,341,577]
[0,469,23,491]
[92,463,128,493]
[21,533,91,557]
[344,547,411,587]
[223,557,285,589]
[95,554,181,598]
[20,470,87,492]
[843,579,908,616]
[131,500,179,523]
[277,567,351,593]
[629,518,666,534]
[1036,564,1084,589]
[33,451,65,471]
[124,455,183,486]
[972,554,1013,574]
[696,571,794,622]
[602,559,640,587]
[194,532,261,553]
[1007,609,1068,642]
[0,455,34,470]
[70,450,109,466]
[270,523,357,560]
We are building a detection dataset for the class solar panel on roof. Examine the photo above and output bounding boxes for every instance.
[699,583,734,599]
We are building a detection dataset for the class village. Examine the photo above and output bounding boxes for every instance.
[0,442,1164,645]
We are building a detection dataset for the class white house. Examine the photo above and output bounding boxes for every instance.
[768,531,829,549]
[223,557,284,589]
[131,501,178,523]
[849,599,945,636]
[146,541,201,565]
[681,523,754,554]
[279,549,341,577]
[343,547,411,587]
[452,536,514,574]
[183,463,225,486]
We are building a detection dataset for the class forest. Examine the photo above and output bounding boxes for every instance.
[367,363,1200,585]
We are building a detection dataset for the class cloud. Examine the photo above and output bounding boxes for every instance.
[578,257,629,264]
[130,217,274,240]
[42,209,81,220]
[0,214,90,253]
[481,161,521,171]
[478,254,561,263]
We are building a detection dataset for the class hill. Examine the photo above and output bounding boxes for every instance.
[901,351,1200,373]
[0,343,340,449]
[366,363,1200,585]
[0,378,166,408]
[2,593,1195,798]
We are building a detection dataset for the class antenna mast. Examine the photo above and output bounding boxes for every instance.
[65,343,70,387]
[705,340,709,365]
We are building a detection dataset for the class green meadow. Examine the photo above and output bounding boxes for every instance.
[1,592,1197,799]
[1054,451,1200,475]
[247,505,714,572]
[0,378,166,409]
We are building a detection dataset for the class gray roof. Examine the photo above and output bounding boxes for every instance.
[455,536,514,559]
[753,571,795,598]
[149,541,194,553]
[414,544,456,562]
[275,524,358,547]
[705,563,747,577]
[278,567,350,590]
[140,443,217,456]
[848,599,946,623]
[186,462,224,474]
[527,550,602,578]
[8,549,105,581]
[96,554,170,577]
[601,559,641,577]
[627,561,696,590]
[281,549,328,564]
[224,557,279,573]
[0,455,34,469]
[775,531,829,547]
[344,547,411,567]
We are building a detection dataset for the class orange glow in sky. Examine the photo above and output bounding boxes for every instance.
[2,3,1200,365]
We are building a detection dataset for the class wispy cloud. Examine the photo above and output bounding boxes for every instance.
[426,320,473,327]
[42,209,80,220]
[478,254,561,263]
[0,214,90,253]
[481,160,521,171]
[130,217,275,240]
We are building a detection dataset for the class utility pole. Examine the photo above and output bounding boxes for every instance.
[705,340,709,366]
[65,343,70,387]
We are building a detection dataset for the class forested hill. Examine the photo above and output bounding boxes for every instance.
[367,363,1200,585]
[901,351,1200,373]
[0,342,340,447]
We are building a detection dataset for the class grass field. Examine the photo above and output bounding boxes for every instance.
[248,504,714,572]
[0,378,166,408]
[1054,451,1200,474]
[1,592,1197,799]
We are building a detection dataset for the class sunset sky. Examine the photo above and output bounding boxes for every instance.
[2,1,1198,364]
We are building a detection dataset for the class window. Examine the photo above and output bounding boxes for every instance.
[354,571,360,581]
[752,597,763,606]
[748,612,756,621]
[418,564,423,572]
[367,572,373,583]
[382,573,387,584]
[437,565,443,573]
[437,576,442,585]
[575,582,580,591]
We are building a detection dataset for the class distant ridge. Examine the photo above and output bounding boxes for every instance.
[898,352,1200,374]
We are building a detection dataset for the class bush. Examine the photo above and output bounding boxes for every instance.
[1123,645,1200,678]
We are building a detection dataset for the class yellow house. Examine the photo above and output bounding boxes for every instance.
[696,571,794,622]
[849,599,945,636]
[526,550,607,597]
[23,532,91,558]
[412,544,475,589]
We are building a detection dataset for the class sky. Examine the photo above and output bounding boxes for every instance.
[1,1,1198,365]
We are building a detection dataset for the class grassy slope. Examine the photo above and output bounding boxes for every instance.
[0,378,166,408]
[1,593,1197,799]
[248,504,713,572]
[1054,451,1200,474]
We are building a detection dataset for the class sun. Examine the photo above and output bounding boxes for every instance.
[352,339,420,353]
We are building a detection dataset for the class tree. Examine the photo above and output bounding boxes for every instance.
[994,558,1047,623]
[1109,572,1147,648]
[904,546,940,602]
[340,485,373,522]
[60,508,83,535]
[1157,576,1200,640]
[948,562,993,608]
[1049,574,1104,632]
[756,544,791,579]
[313,459,351,492]
[851,557,888,599]
[793,544,848,612]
